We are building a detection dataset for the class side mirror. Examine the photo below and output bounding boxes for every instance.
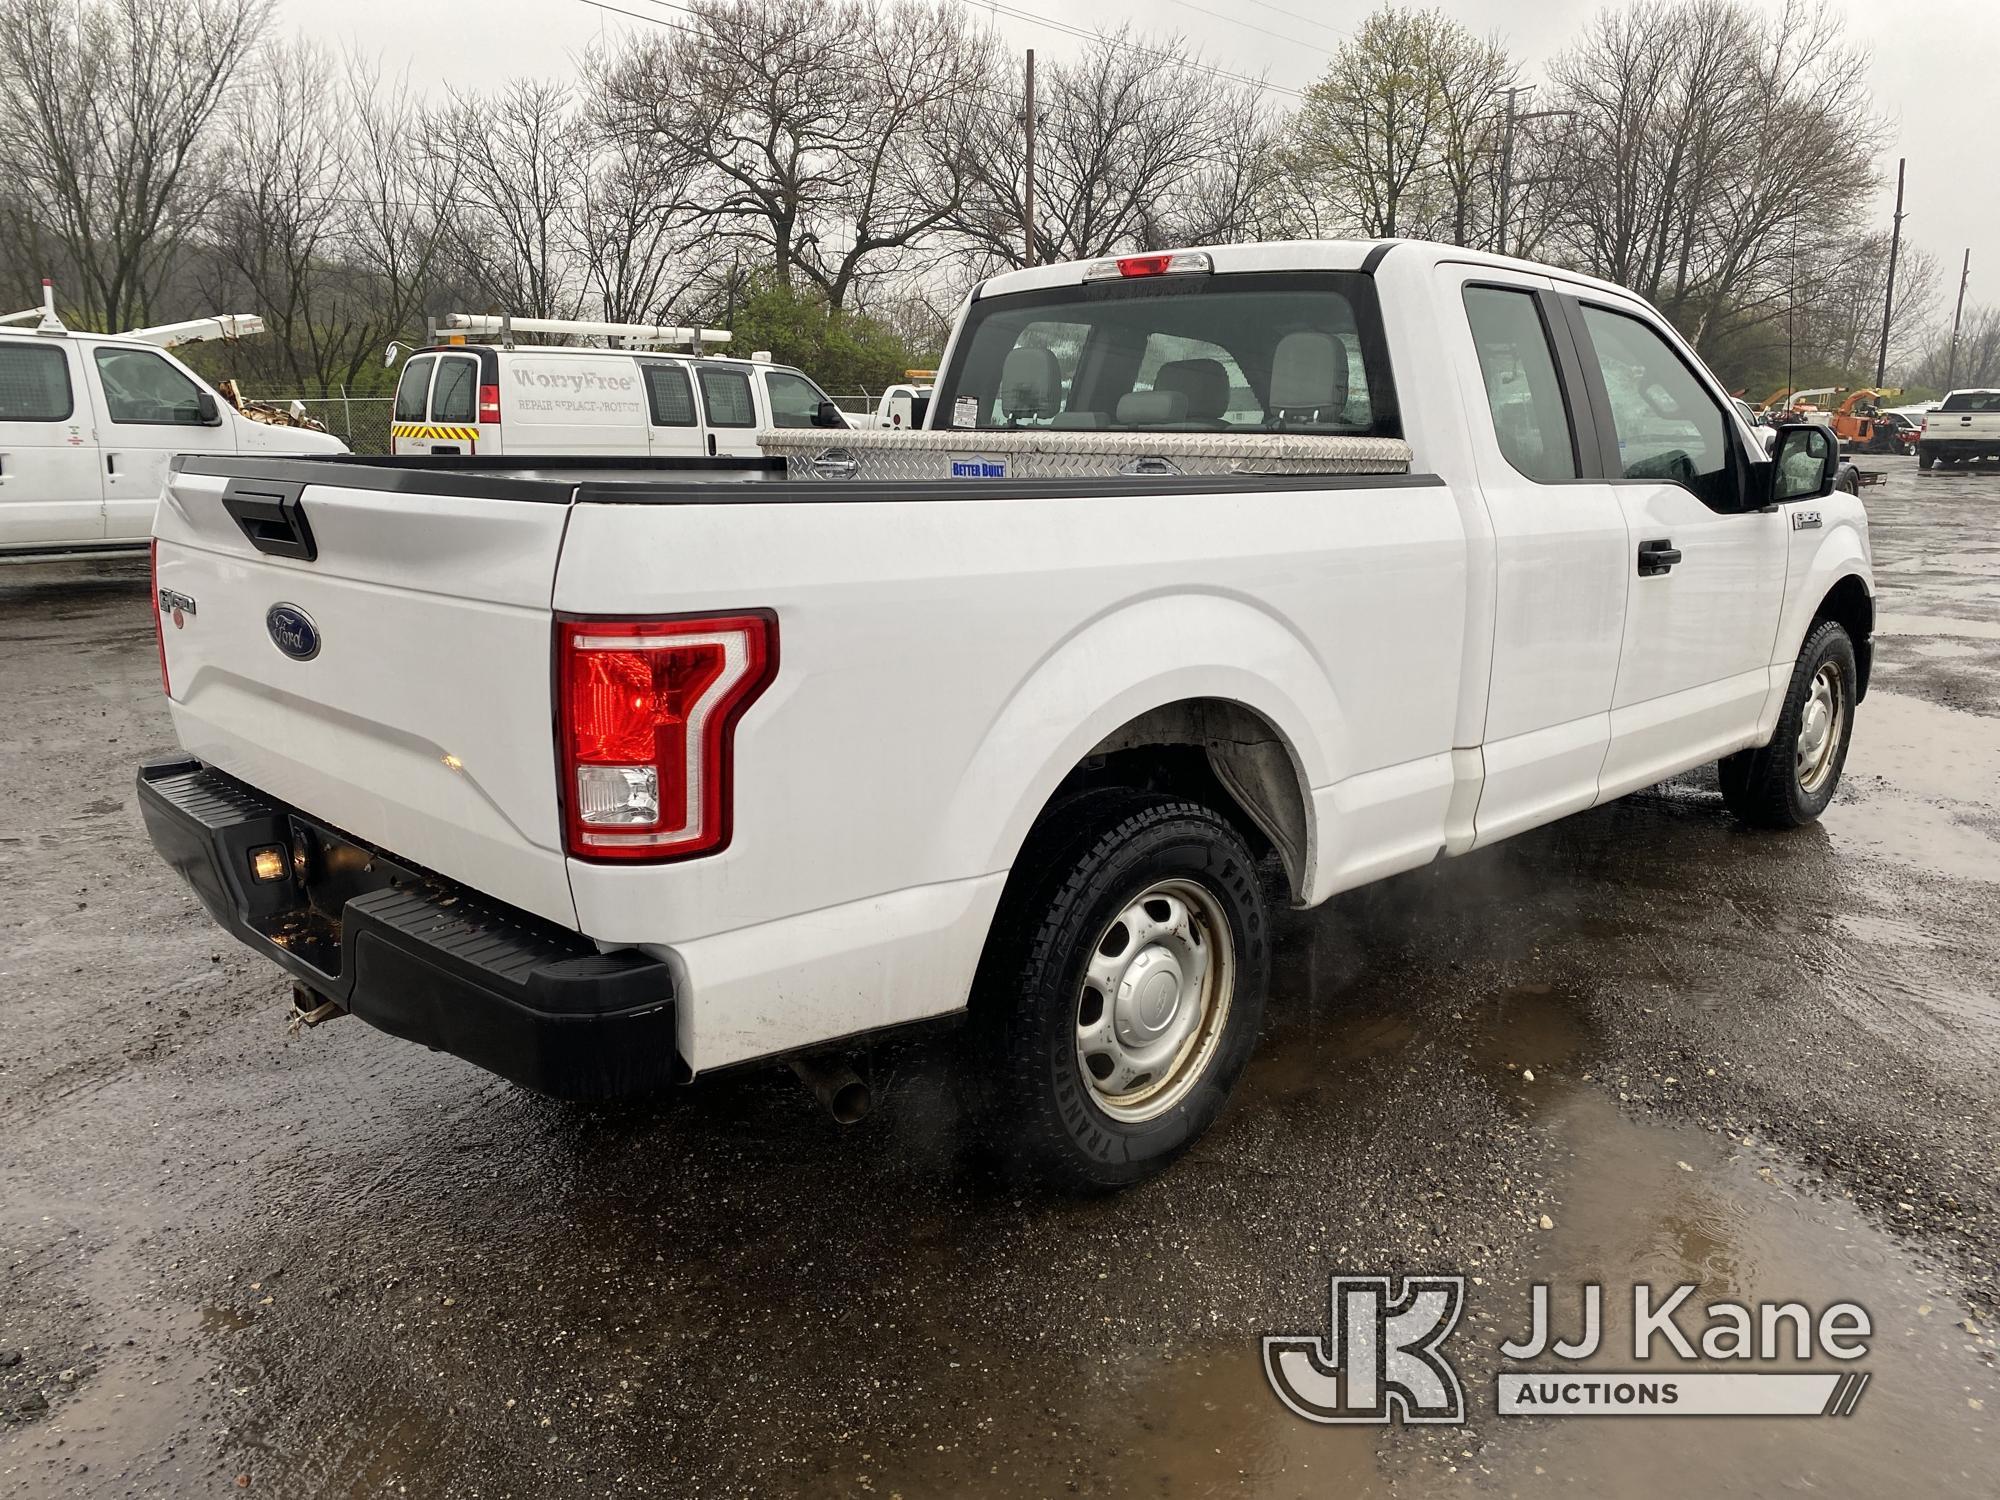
[813,399,847,429]
[195,390,221,426]
[384,343,403,369]
[1770,422,1836,504]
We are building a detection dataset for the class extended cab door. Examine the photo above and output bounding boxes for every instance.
[1559,296,1787,799]
[0,337,103,550]
[1434,265,1629,845]
[86,342,237,542]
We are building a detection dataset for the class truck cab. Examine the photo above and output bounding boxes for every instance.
[0,289,346,556]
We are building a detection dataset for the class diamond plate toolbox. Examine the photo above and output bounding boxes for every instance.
[758,428,1414,481]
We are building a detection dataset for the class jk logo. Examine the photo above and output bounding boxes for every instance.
[1263,1275,1467,1425]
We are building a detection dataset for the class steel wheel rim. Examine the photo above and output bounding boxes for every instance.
[1074,878,1235,1124]
[1795,661,1846,795]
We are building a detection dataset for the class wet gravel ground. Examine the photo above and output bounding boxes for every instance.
[3,455,1998,1497]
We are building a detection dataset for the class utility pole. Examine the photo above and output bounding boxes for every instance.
[1021,49,1036,269]
[1496,86,1521,257]
[1945,248,1971,389]
[1874,157,1905,388]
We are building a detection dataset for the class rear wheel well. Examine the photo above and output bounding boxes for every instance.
[1810,574,1873,699]
[1037,699,1311,905]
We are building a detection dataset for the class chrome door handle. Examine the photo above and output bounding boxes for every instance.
[1119,455,1183,476]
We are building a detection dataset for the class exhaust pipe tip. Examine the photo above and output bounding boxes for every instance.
[790,1054,871,1126]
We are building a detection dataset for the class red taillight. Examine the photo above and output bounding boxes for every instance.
[478,382,502,424]
[557,612,777,862]
[150,539,171,697]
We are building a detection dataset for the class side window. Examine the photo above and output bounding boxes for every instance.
[429,357,477,423]
[1463,286,1578,483]
[698,367,755,428]
[765,370,828,429]
[92,348,209,426]
[643,363,697,426]
[1580,305,1734,510]
[393,355,435,421]
[0,344,74,422]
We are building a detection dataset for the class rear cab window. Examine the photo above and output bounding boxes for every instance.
[1939,391,2000,412]
[933,271,1400,437]
[0,342,74,422]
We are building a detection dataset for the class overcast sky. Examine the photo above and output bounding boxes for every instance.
[274,0,1995,318]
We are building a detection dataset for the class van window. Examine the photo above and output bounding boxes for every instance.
[643,364,697,426]
[1463,286,1578,483]
[92,348,209,425]
[394,356,435,421]
[699,367,756,428]
[933,271,1399,435]
[430,356,478,422]
[766,370,830,428]
[0,343,73,422]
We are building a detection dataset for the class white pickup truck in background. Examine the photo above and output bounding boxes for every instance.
[138,239,1871,1189]
[1917,389,2000,469]
[1,282,348,556]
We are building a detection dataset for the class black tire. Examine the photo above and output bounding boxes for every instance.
[1918,446,1935,471]
[972,792,1270,1190]
[1718,620,1857,829]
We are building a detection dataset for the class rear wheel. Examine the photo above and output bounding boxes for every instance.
[1718,620,1857,829]
[973,793,1270,1190]
[1918,446,1936,471]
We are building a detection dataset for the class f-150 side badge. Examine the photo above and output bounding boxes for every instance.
[158,587,197,629]
[1791,510,1822,530]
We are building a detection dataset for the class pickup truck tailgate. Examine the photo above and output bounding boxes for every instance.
[154,463,577,927]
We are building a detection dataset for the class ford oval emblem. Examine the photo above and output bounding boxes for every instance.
[265,603,321,662]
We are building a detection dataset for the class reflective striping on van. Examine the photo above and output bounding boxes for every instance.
[391,423,481,442]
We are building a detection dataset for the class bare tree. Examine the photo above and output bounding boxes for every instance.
[593,0,992,311]
[0,0,270,329]
[436,78,589,320]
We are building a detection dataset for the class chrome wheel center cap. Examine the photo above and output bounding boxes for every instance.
[1116,946,1185,1043]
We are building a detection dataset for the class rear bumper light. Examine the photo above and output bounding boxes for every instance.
[557,611,778,862]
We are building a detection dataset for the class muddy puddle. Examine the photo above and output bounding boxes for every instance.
[853,984,2000,1497]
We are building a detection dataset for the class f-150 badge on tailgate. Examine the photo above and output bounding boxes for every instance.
[265,603,321,662]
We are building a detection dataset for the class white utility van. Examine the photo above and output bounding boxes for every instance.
[388,314,851,458]
[0,283,347,556]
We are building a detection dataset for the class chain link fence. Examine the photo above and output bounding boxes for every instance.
[262,389,885,457]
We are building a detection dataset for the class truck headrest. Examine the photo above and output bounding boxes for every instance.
[1270,331,1348,418]
[1154,358,1231,421]
[999,345,1063,420]
[1114,389,1190,426]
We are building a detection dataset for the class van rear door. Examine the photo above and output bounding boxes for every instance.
[0,338,102,551]
[388,353,435,456]
[423,351,485,455]
[153,459,578,926]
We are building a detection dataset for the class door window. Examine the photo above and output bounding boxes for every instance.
[91,348,209,426]
[0,344,75,423]
[698,367,756,428]
[765,369,830,428]
[643,363,697,426]
[429,357,478,423]
[1580,305,1735,510]
[393,355,435,421]
[1463,286,1578,483]
[0,344,75,422]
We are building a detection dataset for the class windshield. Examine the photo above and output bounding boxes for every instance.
[933,271,1399,437]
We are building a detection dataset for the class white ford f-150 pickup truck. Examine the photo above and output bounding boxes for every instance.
[1916,388,2000,469]
[139,240,1872,1188]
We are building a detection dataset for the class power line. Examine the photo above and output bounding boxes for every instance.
[1155,0,1334,58]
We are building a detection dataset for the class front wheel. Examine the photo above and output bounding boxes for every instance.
[973,794,1270,1190]
[1718,620,1857,829]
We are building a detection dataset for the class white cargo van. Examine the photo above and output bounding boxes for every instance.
[0,284,347,556]
[388,316,851,458]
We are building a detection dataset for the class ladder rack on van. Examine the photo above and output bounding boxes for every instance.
[437,313,732,351]
[2,279,263,347]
